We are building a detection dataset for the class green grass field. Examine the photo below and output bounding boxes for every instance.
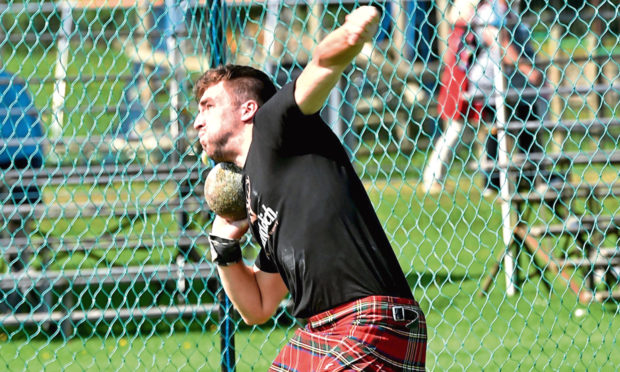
[2,166,619,370]
[3,297,619,371]
[1,29,619,371]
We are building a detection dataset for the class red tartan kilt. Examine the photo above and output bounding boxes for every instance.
[270,296,427,372]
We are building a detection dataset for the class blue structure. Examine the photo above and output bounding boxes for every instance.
[378,0,433,62]
[0,70,44,168]
[0,70,43,204]
[0,70,44,204]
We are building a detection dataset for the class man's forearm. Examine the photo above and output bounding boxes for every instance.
[295,6,379,115]
[210,216,287,325]
[217,263,283,325]
[501,37,543,85]
[217,263,264,324]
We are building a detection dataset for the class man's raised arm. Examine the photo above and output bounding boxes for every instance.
[295,6,380,115]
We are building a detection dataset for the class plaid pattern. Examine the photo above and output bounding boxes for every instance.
[270,296,427,371]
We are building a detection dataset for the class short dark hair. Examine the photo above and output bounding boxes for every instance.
[193,65,277,106]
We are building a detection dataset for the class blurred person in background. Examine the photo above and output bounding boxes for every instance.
[424,0,546,195]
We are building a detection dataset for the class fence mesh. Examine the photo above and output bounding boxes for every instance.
[0,0,619,370]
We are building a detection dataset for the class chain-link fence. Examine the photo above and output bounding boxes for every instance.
[0,0,618,370]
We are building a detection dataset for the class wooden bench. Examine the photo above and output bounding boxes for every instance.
[0,262,217,325]
[0,157,221,335]
[480,114,620,303]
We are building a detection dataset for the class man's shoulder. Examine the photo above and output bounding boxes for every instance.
[263,80,295,107]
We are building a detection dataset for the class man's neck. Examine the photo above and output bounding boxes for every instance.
[235,123,253,168]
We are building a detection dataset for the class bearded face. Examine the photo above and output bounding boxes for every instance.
[194,81,244,163]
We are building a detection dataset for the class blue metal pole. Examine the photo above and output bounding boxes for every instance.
[208,2,235,371]
[209,0,226,67]
[217,289,235,372]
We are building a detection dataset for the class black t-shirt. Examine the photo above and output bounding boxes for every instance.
[244,80,413,318]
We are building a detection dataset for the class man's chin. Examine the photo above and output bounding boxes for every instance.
[202,144,232,163]
[207,151,228,164]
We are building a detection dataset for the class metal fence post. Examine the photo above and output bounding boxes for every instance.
[208,2,236,371]
[218,289,236,372]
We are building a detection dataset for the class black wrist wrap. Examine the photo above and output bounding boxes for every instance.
[208,234,242,266]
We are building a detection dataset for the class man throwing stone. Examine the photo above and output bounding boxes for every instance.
[193,6,426,371]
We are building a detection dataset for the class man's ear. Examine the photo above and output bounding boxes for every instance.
[240,100,259,122]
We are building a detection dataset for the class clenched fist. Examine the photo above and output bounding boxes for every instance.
[343,6,380,46]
